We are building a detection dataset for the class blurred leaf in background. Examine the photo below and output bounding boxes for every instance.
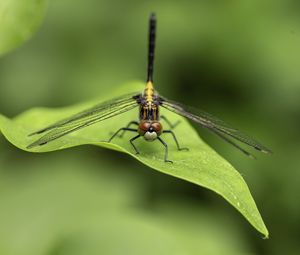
[0,0,48,56]
[1,0,300,254]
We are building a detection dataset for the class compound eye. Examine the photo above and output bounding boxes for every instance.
[151,122,162,135]
[139,121,151,131]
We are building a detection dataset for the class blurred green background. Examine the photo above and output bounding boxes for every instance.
[1,0,300,254]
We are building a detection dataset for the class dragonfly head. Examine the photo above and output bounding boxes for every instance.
[144,131,158,141]
[138,121,162,142]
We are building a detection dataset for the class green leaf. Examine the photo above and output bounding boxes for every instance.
[0,0,48,56]
[0,81,268,237]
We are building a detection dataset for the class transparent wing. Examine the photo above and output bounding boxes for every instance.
[158,96,272,156]
[27,93,141,148]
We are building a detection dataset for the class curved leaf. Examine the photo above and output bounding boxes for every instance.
[0,0,48,56]
[0,81,268,237]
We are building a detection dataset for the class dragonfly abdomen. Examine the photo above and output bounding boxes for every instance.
[143,81,155,102]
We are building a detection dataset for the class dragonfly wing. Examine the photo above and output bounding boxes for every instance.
[158,96,272,154]
[27,93,141,148]
[29,92,141,136]
[209,129,256,159]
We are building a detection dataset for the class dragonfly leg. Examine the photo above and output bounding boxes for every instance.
[160,115,180,129]
[130,134,141,154]
[163,130,189,151]
[118,121,139,138]
[108,128,137,142]
[157,137,173,163]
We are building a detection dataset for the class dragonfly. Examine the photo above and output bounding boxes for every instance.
[27,13,272,162]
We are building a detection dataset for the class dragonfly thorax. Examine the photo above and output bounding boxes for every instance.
[138,120,162,141]
[139,101,160,121]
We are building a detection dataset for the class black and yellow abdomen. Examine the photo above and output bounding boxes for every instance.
[139,81,160,121]
[144,81,155,102]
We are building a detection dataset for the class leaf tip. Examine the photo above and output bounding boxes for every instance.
[262,232,269,239]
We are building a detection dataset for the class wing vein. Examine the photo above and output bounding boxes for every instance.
[27,93,141,148]
[159,96,272,154]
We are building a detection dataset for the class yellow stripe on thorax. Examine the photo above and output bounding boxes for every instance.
[144,81,154,103]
